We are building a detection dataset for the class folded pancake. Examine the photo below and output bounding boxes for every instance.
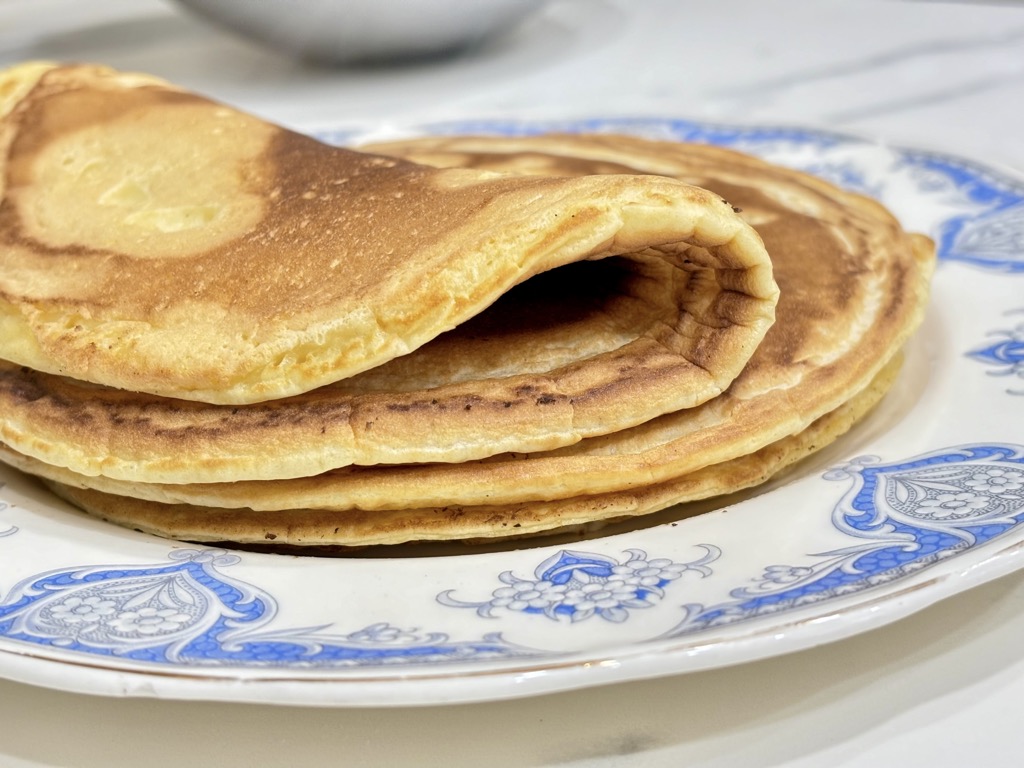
[0,61,777,420]
[0,241,770,479]
[0,134,935,546]
[25,352,901,546]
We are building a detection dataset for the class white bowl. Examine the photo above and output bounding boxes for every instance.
[172,0,550,64]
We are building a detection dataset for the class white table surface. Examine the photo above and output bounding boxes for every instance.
[1,1,1023,765]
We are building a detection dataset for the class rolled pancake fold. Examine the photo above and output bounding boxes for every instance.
[0,62,776,417]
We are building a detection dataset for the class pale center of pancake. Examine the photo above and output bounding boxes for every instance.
[14,103,269,258]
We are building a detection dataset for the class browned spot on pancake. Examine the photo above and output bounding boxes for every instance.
[2,67,575,328]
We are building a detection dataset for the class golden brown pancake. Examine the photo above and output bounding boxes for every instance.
[0,241,771,481]
[0,62,776,413]
[0,134,934,544]
[32,353,901,547]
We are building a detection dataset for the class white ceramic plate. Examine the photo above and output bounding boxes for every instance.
[1,119,1022,707]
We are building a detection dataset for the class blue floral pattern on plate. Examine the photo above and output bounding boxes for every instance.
[1,444,1023,668]
[0,118,1022,704]
[968,309,1024,394]
[438,547,719,624]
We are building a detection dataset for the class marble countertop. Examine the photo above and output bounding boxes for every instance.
[1,1,1023,766]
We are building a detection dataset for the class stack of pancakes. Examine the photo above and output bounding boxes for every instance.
[0,63,935,549]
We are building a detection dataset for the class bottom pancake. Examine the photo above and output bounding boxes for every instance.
[32,354,901,549]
